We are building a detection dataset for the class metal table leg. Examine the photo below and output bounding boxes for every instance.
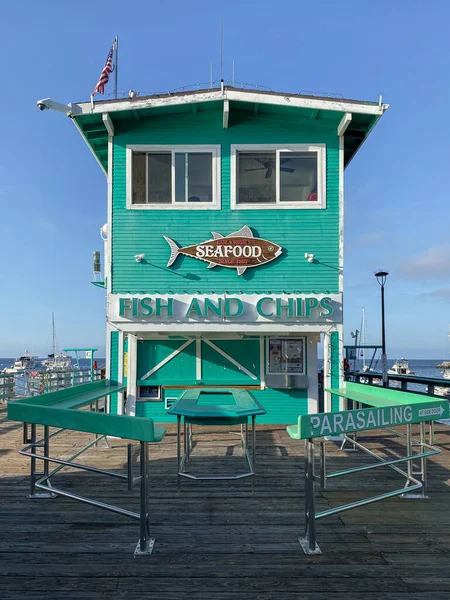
[299,438,322,555]
[134,441,155,556]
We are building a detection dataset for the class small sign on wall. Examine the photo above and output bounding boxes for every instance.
[137,386,161,401]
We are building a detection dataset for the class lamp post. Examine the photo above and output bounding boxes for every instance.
[375,270,389,387]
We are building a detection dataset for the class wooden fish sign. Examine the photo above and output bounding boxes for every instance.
[163,225,282,276]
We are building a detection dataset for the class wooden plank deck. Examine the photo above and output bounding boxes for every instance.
[1,402,450,599]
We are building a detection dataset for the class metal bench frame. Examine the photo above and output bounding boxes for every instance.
[9,380,165,556]
[300,421,440,555]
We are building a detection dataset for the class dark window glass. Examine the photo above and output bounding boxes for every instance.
[280,152,317,202]
[148,153,171,204]
[237,152,276,204]
[132,152,146,204]
[175,153,212,202]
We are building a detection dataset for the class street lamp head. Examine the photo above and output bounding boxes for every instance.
[375,270,389,286]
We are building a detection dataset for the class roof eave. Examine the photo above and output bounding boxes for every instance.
[72,88,388,119]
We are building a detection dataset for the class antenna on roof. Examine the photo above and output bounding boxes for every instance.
[220,17,224,94]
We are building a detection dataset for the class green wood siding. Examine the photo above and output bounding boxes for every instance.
[137,340,196,382]
[111,110,340,294]
[110,331,119,414]
[201,339,260,384]
[136,388,308,425]
[330,331,340,412]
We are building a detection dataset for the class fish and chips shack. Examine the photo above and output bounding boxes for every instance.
[43,86,387,422]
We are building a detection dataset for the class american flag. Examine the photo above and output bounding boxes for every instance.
[92,43,114,96]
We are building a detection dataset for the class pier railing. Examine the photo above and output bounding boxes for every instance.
[348,371,450,398]
[0,369,104,401]
[0,373,15,401]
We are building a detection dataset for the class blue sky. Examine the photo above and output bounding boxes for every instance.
[1,0,449,359]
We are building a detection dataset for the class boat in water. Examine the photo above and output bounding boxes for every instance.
[388,358,414,376]
[2,351,44,374]
[41,353,73,372]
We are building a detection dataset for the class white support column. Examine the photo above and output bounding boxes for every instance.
[196,337,202,380]
[105,321,112,413]
[126,334,138,416]
[306,335,319,414]
[337,323,346,411]
[117,330,124,415]
[323,331,331,413]
[260,336,265,390]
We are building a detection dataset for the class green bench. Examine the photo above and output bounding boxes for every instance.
[8,379,166,556]
[324,381,446,408]
[8,379,165,442]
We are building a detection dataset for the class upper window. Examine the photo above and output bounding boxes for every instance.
[231,144,326,210]
[127,145,221,210]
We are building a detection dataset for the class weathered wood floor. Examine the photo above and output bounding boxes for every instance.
[1,403,450,599]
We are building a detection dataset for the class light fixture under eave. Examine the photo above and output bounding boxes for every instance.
[100,223,108,241]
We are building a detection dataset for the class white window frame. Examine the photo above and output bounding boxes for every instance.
[230,144,326,210]
[126,144,221,210]
[266,336,306,376]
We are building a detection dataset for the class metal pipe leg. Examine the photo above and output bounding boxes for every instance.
[420,421,428,498]
[402,423,425,499]
[28,425,54,499]
[134,441,155,556]
[28,423,37,498]
[177,416,181,473]
[251,415,256,471]
[320,441,327,490]
[127,444,133,491]
[299,438,321,554]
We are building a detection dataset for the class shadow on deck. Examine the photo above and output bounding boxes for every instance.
[1,403,450,599]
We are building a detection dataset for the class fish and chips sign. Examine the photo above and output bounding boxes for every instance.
[299,401,449,439]
[164,225,282,276]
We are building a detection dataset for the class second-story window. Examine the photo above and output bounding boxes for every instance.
[231,144,326,209]
[127,145,221,210]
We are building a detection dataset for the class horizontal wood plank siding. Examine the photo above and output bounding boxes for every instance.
[111,110,340,294]
[136,388,308,424]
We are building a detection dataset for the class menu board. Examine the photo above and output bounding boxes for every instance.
[268,338,304,374]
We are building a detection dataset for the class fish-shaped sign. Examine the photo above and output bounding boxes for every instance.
[163,225,282,276]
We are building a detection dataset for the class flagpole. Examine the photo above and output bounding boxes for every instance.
[114,36,119,100]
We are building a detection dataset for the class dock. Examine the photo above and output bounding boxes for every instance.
[1,403,450,599]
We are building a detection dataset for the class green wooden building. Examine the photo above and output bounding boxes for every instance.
[39,86,388,423]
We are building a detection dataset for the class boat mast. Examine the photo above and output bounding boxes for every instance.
[52,312,56,356]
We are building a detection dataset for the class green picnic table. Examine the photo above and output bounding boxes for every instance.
[168,388,266,480]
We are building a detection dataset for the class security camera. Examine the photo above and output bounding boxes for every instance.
[36,97,80,115]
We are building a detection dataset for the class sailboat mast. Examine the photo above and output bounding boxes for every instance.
[361,307,366,368]
[52,312,56,356]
